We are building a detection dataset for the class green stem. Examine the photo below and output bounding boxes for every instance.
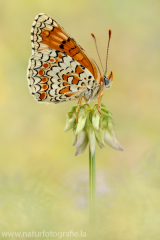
[89,146,96,239]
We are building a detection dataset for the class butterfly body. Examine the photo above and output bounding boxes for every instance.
[27,14,112,105]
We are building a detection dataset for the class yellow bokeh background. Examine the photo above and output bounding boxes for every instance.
[0,0,160,239]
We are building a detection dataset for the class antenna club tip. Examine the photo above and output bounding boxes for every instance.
[109,29,112,39]
[91,33,95,38]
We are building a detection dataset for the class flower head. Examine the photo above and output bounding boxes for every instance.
[64,104,123,156]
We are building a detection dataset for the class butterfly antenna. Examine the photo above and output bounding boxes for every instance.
[91,33,104,73]
[104,29,111,76]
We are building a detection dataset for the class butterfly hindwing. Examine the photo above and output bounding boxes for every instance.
[27,49,96,103]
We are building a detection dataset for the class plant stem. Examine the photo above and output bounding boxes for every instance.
[89,146,96,239]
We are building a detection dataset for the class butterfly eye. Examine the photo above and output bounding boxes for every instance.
[104,76,110,86]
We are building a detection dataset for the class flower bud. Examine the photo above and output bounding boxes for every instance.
[75,107,87,134]
[64,112,76,132]
[94,128,105,148]
[75,137,88,156]
[99,113,108,129]
[88,128,96,157]
[76,130,87,148]
[104,120,123,151]
[72,128,77,146]
[92,108,100,130]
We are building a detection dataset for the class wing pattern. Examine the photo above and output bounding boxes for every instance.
[27,49,98,103]
[28,13,101,104]
[30,13,101,81]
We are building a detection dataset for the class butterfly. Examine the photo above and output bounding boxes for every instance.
[27,13,113,118]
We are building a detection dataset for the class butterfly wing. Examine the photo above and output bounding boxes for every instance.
[27,48,97,103]
[30,13,101,81]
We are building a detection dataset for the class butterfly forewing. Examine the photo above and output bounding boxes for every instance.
[31,13,101,80]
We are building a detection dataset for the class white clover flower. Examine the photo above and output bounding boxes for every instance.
[64,104,123,156]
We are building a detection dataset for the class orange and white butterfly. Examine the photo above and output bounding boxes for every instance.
[27,13,113,112]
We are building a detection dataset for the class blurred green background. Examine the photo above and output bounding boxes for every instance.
[0,0,160,239]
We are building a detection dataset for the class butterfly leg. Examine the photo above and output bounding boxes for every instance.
[97,82,104,114]
[82,96,88,102]
[97,93,104,114]
[76,97,83,122]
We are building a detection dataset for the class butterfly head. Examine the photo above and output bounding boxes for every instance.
[104,71,113,88]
